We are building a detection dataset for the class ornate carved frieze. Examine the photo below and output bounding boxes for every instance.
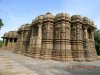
[2,12,97,62]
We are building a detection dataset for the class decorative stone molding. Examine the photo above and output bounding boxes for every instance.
[2,12,97,62]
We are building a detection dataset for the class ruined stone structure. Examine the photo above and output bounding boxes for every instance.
[2,12,97,61]
[2,31,18,50]
[14,24,31,54]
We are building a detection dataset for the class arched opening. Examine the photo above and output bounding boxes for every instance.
[14,38,17,43]
[10,38,13,42]
[5,39,8,47]
[33,25,39,37]
[87,28,92,39]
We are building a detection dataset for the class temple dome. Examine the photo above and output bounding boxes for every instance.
[43,12,54,22]
[33,15,44,24]
[4,31,18,38]
[88,19,94,26]
[55,13,71,22]
[18,23,31,31]
[2,32,8,38]
[83,17,89,24]
[71,15,82,22]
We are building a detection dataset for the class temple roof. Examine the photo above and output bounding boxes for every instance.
[2,31,18,38]
[18,23,31,31]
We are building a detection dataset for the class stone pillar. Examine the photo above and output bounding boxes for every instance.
[15,33,21,53]
[15,29,25,54]
[6,38,8,47]
[27,15,43,58]
[34,24,42,58]
[14,38,18,49]
[11,38,14,48]
[12,38,17,49]
[52,21,61,61]
[83,17,97,61]
[53,13,73,61]
[7,38,11,48]
[83,26,88,40]
[20,31,25,54]
[71,15,85,61]
[91,29,97,60]
[22,25,31,55]
[27,27,34,55]
[3,38,6,47]
[40,12,54,60]
[89,21,97,60]
[91,30,94,41]
[37,24,42,48]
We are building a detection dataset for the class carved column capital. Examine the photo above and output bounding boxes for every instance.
[83,25,89,40]
[38,24,42,28]
[91,29,95,41]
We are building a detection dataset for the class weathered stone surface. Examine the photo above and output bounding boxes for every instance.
[1,31,18,50]
[2,12,97,62]
[0,50,100,75]
[0,51,37,75]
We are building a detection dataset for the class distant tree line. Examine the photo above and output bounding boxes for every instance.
[94,29,100,55]
[0,18,3,29]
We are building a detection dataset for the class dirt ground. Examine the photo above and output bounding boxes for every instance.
[0,50,100,75]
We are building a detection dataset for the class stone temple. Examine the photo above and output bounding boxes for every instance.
[2,12,97,61]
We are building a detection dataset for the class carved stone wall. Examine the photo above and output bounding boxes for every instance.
[2,31,18,50]
[83,17,97,61]
[26,15,43,58]
[2,12,97,62]
[15,24,31,54]
[53,13,73,61]
[71,15,85,61]
[40,13,54,59]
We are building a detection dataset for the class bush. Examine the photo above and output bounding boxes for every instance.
[94,29,100,55]
[0,40,3,47]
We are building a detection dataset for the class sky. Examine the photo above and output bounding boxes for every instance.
[0,0,100,40]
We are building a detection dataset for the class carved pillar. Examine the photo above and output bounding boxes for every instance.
[3,38,6,47]
[40,12,54,60]
[11,38,14,48]
[20,31,24,53]
[53,13,73,61]
[91,30,94,41]
[83,17,97,61]
[52,21,61,61]
[14,32,18,51]
[15,24,31,54]
[15,34,19,53]
[2,33,8,47]
[83,26,88,40]
[7,38,10,47]
[37,24,42,48]
[41,22,54,59]
[15,32,22,53]
[91,29,97,59]
[71,15,85,61]
[34,24,42,58]
[27,27,34,55]
[22,25,31,55]
[6,38,8,47]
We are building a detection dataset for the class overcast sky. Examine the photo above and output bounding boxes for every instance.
[0,0,100,40]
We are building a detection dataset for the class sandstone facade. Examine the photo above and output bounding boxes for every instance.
[2,12,97,61]
[2,31,18,50]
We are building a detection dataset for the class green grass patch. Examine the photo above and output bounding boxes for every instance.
[0,40,3,47]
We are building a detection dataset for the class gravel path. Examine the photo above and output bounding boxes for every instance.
[0,50,100,75]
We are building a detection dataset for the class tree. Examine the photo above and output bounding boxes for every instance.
[94,29,100,55]
[0,18,3,29]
